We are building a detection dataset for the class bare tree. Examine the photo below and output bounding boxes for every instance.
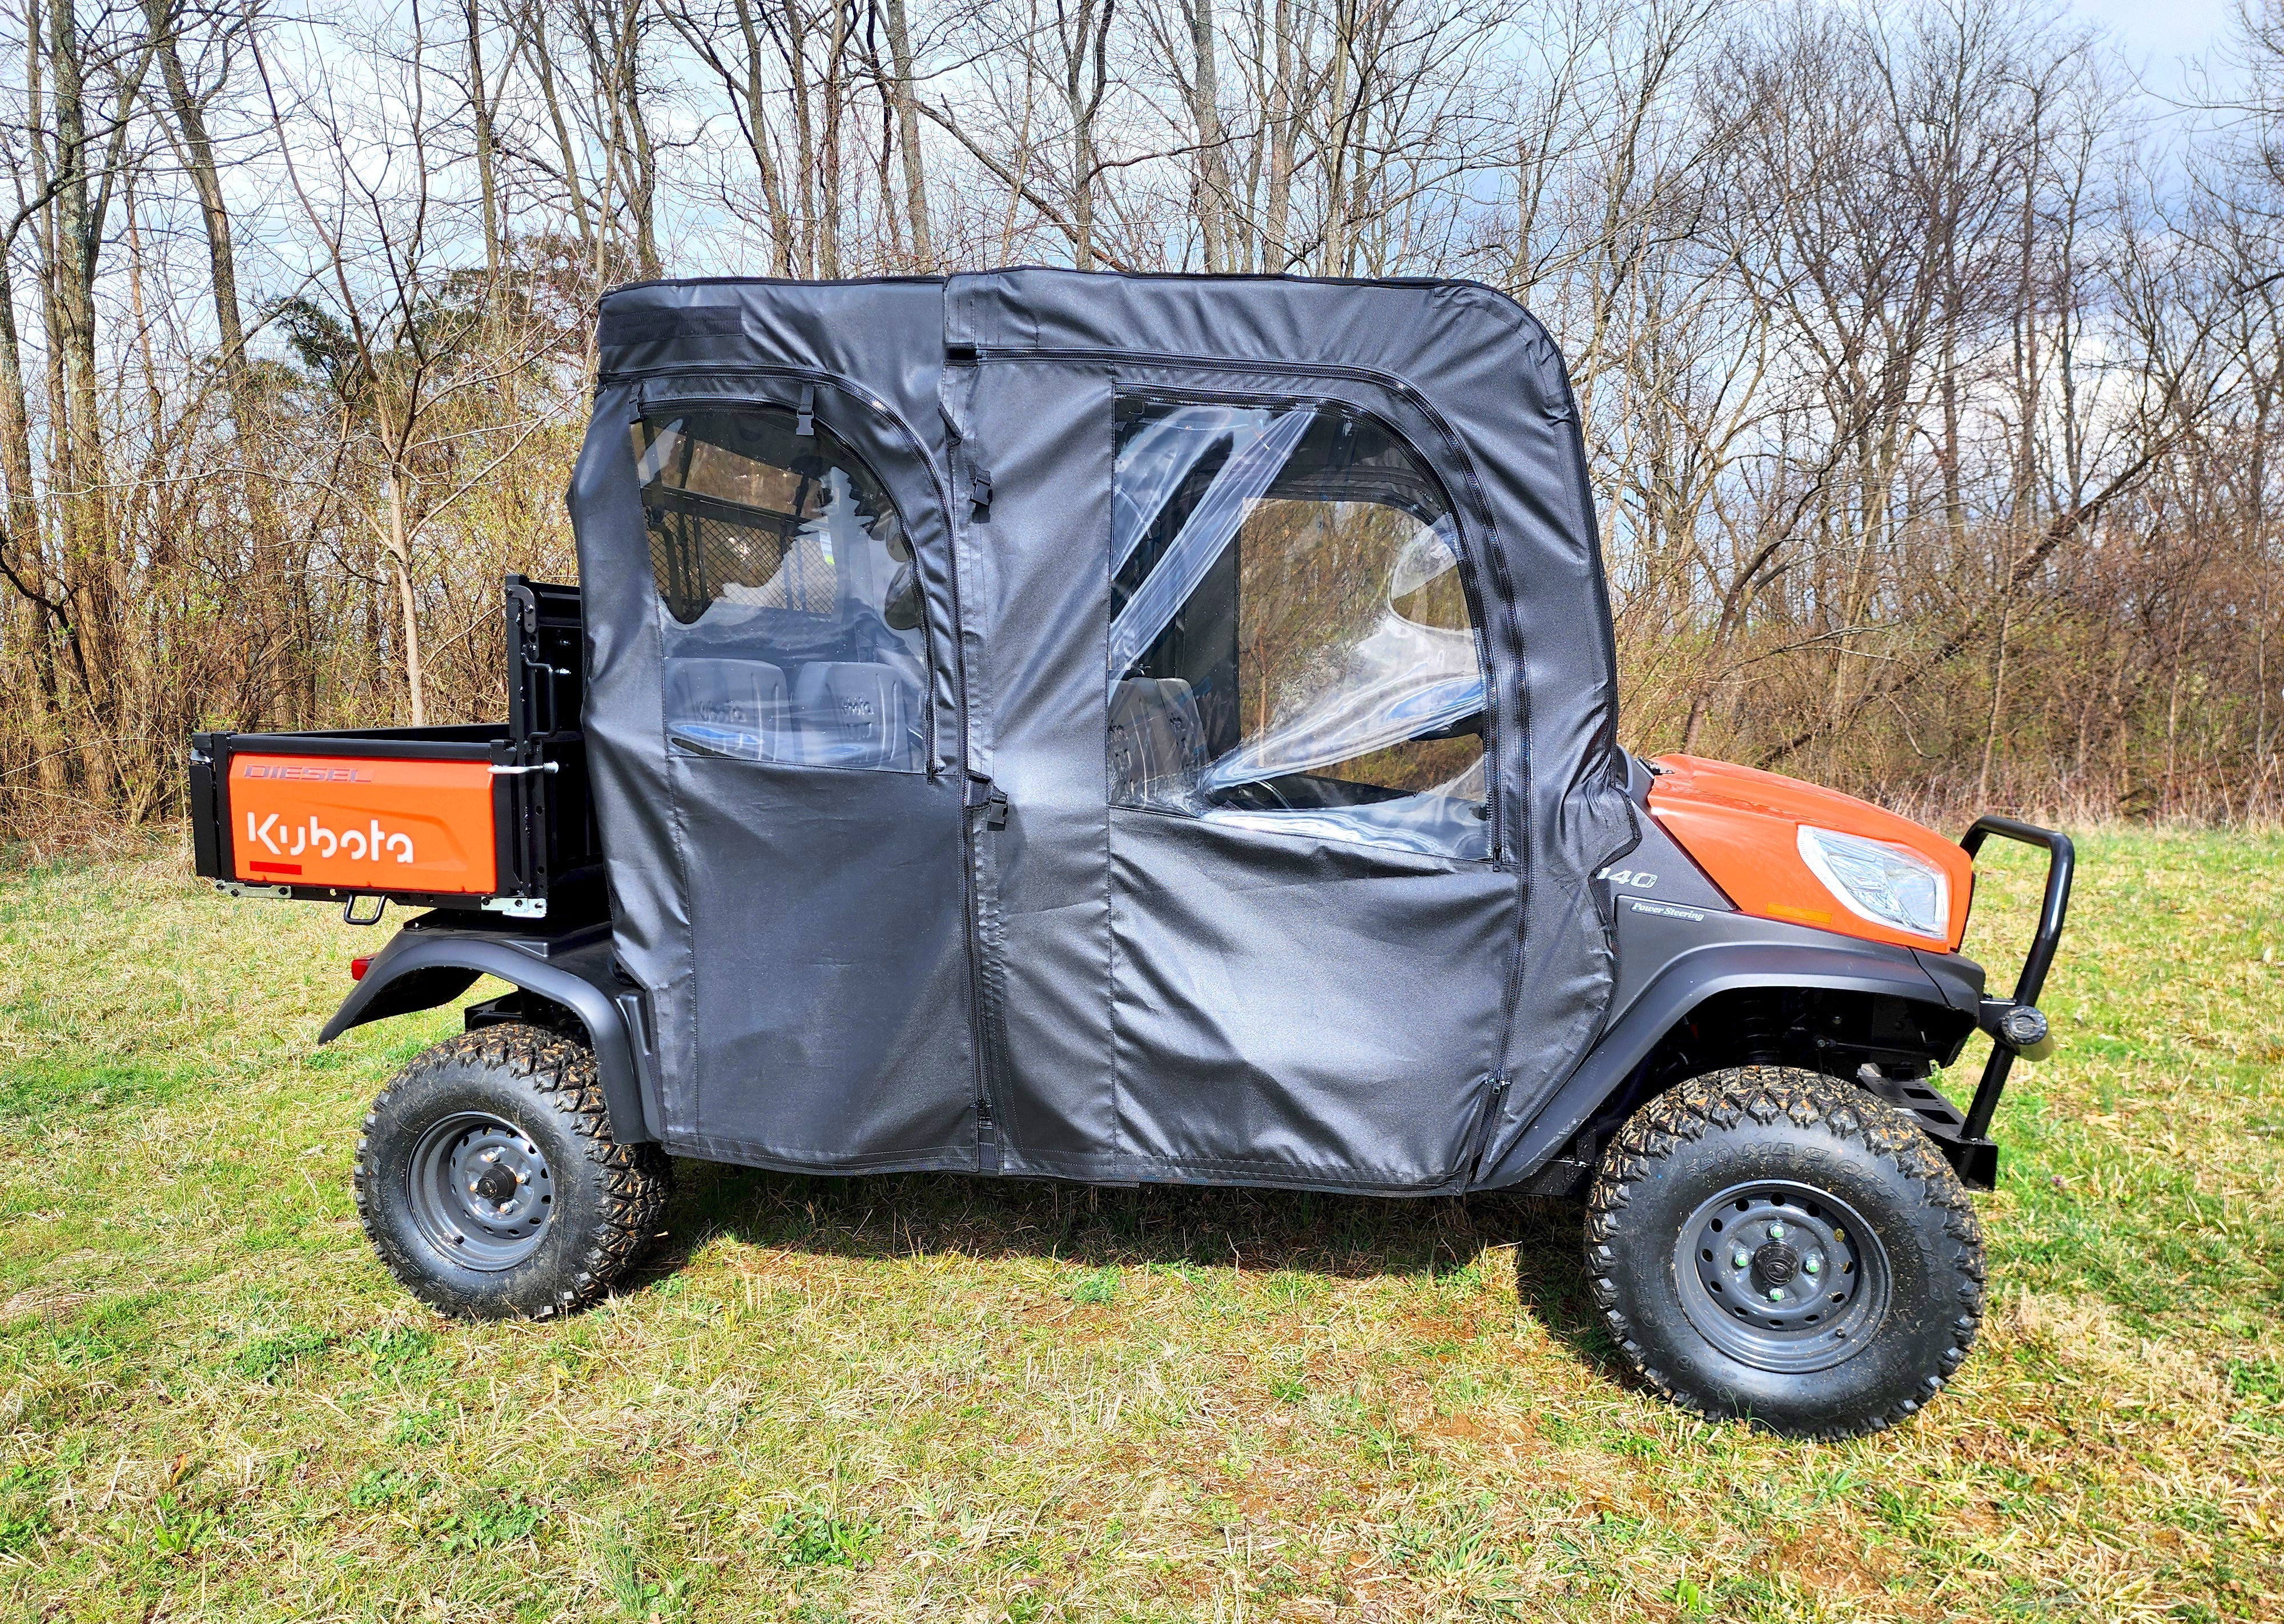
[0,0,2282,837]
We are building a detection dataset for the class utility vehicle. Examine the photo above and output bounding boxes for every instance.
[190,271,2072,1437]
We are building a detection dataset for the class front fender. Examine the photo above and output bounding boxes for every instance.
[320,919,656,1144]
[1474,901,1977,1190]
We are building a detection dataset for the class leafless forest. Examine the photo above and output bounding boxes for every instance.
[2,0,2281,839]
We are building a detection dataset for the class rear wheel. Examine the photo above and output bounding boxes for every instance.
[1583,1065,1984,1437]
[354,1024,669,1319]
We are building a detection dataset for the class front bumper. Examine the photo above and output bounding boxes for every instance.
[1851,817,2071,1189]
[1946,816,2076,1179]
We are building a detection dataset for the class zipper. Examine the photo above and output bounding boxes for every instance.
[939,361,1012,1173]
[962,771,1014,1174]
[1463,1076,1510,1189]
[975,1098,1000,1175]
[959,777,1014,1169]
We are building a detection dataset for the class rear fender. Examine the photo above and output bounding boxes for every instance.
[1475,901,1980,1192]
[319,920,657,1144]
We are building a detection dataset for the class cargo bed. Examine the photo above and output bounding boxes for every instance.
[189,578,601,922]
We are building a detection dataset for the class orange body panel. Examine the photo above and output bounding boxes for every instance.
[1646,755,1973,952]
[228,754,498,894]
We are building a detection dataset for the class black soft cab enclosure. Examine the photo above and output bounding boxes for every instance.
[206,270,2073,1438]
[573,271,1635,1189]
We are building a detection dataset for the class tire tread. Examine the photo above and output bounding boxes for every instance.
[352,1024,669,1319]
[1582,1064,1985,1438]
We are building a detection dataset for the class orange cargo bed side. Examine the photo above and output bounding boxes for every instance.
[228,753,500,894]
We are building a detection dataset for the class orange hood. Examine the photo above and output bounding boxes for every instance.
[1645,755,1973,952]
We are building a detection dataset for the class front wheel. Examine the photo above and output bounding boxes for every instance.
[353,1024,669,1319]
[1583,1066,1985,1438]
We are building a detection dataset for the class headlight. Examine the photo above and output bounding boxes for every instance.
[1795,826,1949,939]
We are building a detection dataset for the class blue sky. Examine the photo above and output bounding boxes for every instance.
[2074,0,2235,73]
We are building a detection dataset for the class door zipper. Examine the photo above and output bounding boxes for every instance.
[1463,1076,1510,1189]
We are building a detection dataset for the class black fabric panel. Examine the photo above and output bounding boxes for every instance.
[598,306,745,348]
[945,359,1119,1177]
[945,269,1639,1175]
[1108,809,1511,1189]
[670,756,975,1167]
[567,383,695,1129]
[578,282,977,1169]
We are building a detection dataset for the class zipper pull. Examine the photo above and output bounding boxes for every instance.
[976,1099,1001,1173]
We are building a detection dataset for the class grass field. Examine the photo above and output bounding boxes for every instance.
[1,830,2279,1621]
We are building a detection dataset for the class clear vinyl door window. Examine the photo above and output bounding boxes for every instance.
[636,408,927,772]
[1108,395,1490,861]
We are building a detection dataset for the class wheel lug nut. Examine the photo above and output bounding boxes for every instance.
[1803,1256,1821,1275]
[1732,1250,1750,1270]
[1767,1222,1786,1241]
[1768,1287,1785,1302]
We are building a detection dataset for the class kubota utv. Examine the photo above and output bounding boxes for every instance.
[189,271,2072,1437]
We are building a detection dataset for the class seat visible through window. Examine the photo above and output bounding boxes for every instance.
[636,408,926,772]
[1108,395,1490,859]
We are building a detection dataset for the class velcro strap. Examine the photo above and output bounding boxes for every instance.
[596,307,743,348]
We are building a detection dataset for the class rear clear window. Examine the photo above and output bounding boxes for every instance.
[1108,395,1489,859]
[635,408,926,772]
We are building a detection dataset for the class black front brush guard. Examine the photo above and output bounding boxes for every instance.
[1956,814,2076,1154]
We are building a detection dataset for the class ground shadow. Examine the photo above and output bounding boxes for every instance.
[632,1159,1630,1380]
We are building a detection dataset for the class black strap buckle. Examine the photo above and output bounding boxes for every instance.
[967,779,1009,828]
[968,465,992,520]
[795,383,815,439]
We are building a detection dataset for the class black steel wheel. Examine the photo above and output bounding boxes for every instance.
[354,1024,669,1319]
[1583,1066,1985,1438]
[1672,1180,1889,1372]
[404,1111,558,1271]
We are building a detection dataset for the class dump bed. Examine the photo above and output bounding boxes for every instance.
[189,578,601,922]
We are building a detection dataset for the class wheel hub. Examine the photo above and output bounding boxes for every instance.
[1673,1181,1891,1373]
[1753,1240,1800,1287]
[405,1112,555,1271]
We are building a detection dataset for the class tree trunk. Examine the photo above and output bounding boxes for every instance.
[728,0,798,273]
[1263,0,1295,272]
[883,0,932,267]
[1187,0,1228,271]
[464,0,504,284]
[529,3,594,252]
[0,247,69,799]
[148,0,295,723]
[820,0,847,278]
[45,0,121,802]
[783,0,819,277]
[386,472,426,726]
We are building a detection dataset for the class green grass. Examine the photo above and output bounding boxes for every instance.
[0,830,2279,1619]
